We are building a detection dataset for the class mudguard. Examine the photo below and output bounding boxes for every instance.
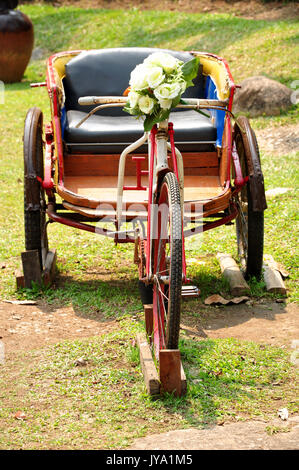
[234,116,267,212]
[23,107,44,211]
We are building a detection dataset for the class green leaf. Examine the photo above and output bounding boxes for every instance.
[123,103,133,115]
[171,94,182,109]
[143,109,170,132]
[181,57,200,88]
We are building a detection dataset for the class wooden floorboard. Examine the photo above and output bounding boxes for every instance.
[63,175,224,203]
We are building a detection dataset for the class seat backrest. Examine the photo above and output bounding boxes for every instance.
[63,47,204,116]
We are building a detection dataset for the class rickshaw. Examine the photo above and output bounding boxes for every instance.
[24,47,267,362]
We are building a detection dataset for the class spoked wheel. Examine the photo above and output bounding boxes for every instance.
[152,172,182,359]
[234,119,264,280]
[24,107,48,269]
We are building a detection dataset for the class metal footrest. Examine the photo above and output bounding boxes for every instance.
[181,285,200,298]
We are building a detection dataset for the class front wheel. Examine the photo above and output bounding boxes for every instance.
[152,172,182,358]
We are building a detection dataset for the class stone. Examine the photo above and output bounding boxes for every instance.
[233,76,293,117]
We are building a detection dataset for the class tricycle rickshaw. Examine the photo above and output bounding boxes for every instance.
[23,47,267,375]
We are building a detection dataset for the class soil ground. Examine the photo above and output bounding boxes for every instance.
[1,299,298,355]
[57,0,299,21]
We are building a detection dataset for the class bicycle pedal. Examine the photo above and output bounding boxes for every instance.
[181,285,200,298]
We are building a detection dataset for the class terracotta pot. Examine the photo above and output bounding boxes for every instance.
[0,8,34,83]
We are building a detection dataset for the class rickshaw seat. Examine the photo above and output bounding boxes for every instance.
[62,47,217,154]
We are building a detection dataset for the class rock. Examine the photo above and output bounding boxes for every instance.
[30,47,46,61]
[233,76,293,117]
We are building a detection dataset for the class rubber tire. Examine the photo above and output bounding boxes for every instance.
[235,129,264,280]
[24,107,48,269]
[153,172,182,350]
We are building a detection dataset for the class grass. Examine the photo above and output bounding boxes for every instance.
[0,316,297,449]
[0,2,298,449]
[20,5,299,87]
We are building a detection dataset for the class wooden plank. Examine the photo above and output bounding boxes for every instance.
[15,269,25,289]
[184,166,218,176]
[264,254,289,278]
[144,304,153,341]
[180,363,187,395]
[136,333,160,396]
[182,152,218,168]
[159,349,183,397]
[21,250,42,288]
[58,175,230,215]
[42,249,57,286]
[64,153,147,177]
[263,263,287,295]
[64,152,219,177]
[217,253,250,296]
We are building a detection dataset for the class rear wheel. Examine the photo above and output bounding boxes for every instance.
[235,127,264,280]
[152,172,182,358]
[24,107,48,269]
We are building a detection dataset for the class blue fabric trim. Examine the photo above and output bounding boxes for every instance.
[205,76,225,147]
[61,106,66,139]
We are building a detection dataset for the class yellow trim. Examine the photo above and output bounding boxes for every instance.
[51,52,79,90]
[193,52,231,101]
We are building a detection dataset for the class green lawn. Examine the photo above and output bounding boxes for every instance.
[0,3,298,449]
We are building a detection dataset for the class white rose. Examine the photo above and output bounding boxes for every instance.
[154,81,182,101]
[146,66,164,89]
[138,95,155,114]
[129,64,149,91]
[128,90,140,109]
[144,52,180,74]
[180,80,187,94]
[158,98,172,110]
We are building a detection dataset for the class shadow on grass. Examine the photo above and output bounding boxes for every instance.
[25,263,288,341]
[26,267,143,322]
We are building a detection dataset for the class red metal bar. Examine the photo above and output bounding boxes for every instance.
[43,124,54,193]
[183,203,238,238]
[231,140,251,194]
[123,156,147,191]
[231,140,245,187]
[146,126,157,278]
[46,208,135,242]
[167,123,179,179]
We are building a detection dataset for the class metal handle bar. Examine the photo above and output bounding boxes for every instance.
[78,96,228,108]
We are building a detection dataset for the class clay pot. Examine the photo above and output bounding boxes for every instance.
[0,7,34,83]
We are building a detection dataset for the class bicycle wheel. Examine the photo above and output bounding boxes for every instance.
[235,125,264,280]
[24,107,48,269]
[152,172,182,358]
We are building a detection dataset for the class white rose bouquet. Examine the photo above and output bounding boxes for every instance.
[124,52,201,131]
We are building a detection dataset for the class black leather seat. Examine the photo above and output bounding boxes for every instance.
[62,47,217,154]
